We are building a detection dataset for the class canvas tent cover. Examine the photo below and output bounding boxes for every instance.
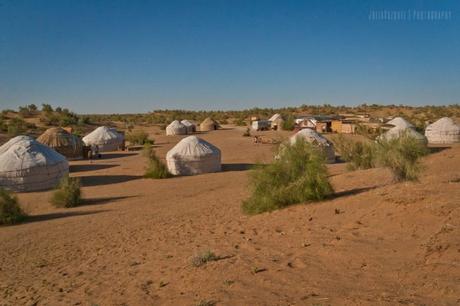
[83,126,123,152]
[0,136,69,192]
[425,117,460,144]
[181,120,196,134]
[200,118,218,131]
[380,126,427,143]
[386,117,414,129]
[290,128,336,163]
[166,120,187,135]
[166,136,221,175]
[37,127,84,159]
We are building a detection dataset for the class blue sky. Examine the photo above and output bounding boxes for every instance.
[0,0,459,113]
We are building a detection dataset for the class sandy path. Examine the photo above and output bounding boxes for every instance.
[0,127,459,305]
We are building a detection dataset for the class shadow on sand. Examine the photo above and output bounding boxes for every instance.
[331,186,379,199]
[222,163,255,172]
[24,210,108,224]
[70,164,119,173]
[428,146,450,154]
[82,195,138,206]
[80,175,142,187]
[99,152,138,160]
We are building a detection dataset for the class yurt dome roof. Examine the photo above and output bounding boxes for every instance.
[37,127,83,148]
[290,128,332,146]
[381,126,427,142]
[386,117,414,129]
[426,117,459,132]
[167,136,220,159]
[83,126,122,145]
[181,120,195,127]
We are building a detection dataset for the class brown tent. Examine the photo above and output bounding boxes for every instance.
[200,118,219,131]
[37,127,84,159]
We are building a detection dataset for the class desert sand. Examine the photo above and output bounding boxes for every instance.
[0,126,459,305]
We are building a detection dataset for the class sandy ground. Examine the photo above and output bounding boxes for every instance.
[0,126,459,306]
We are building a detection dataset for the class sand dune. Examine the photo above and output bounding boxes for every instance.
[0,127,459,305]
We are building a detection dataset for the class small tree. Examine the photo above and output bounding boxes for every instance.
[0,188,26,225]
[242,139,333,214]
[332,135,376,170]
[143,144,172,179]
[51,176,82,208]
[375,132,428,182]
[27,104,38,112]
[41,103,53,113]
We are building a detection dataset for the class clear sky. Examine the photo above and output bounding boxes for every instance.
[0,0,459,113]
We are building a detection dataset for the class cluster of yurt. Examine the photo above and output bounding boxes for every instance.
[289,129,336,163]
[200,118,219,131]
[425,117,460,145]
[166,136,221,175]
[0,136,69,192]
[37,127,84,160]
[166,120,187,136]
[82,126,124,151]
[380,117,427,143]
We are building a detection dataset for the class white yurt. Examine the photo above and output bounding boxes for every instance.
[166,120,187,136]
[386,117,414,129]
[0,136,69,192]
[289,129,336,163]
[166,136,221,175]
[181,120,196,134]
[379,126,427,144]
[425,117,460,144]
[82,126,123,152]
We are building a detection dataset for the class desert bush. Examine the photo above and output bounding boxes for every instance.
[0,188,26,225]
[375,132,428,182]
[242,139,333,214]
[191,250,219,267]
[51,176,82,208]
[126,130,153,145]
[7,117,27,136]
[281,115,296,131]
[332,135,376,170]
[143,144,171,179]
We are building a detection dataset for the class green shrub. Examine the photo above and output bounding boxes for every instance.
[126,130,153,145]
[0,188,26,225]
[375,132,428,181]
[332,135,376,170]
[242,139,333,214]
[144,144,172,179]
[51,176,82,208]
[7,117,27,136]
[281,115,296,131]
